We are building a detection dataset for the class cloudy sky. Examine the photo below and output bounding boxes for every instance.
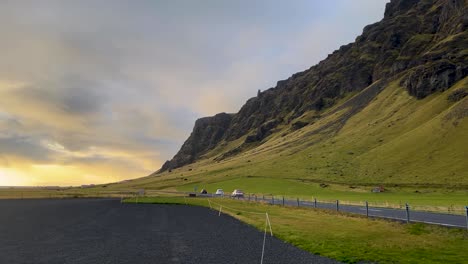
[0,0,388,186]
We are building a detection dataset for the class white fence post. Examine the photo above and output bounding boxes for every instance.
[266,212,273,236]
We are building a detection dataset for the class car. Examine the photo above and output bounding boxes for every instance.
[231,189,244,198]
[215,189,224,196]
[200,189,207,194]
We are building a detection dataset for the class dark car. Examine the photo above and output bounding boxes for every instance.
[200,189,207,194]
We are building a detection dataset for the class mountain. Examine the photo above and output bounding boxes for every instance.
[157,0,467,186]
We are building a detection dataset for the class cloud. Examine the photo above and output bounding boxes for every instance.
[0,0,388,185]
[0,136,54,163]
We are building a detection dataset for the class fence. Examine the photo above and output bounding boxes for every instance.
[5,187,466,230]
[207,193,468,230]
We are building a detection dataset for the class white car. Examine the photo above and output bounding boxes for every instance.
[231,189,244,198]
[215,189,224,196]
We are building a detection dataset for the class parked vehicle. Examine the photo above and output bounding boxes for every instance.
[231,189,244,198]
[200,189,207,194]
[215,189,224,196]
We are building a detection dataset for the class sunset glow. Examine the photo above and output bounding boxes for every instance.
[0,0,387,185]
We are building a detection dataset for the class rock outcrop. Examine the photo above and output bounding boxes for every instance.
[159,113,232,171]
[158,0,467,172]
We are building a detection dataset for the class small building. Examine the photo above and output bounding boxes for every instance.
[372,186,385,193]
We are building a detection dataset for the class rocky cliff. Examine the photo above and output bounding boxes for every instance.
[158,0,467,172]
[159,113,233,172]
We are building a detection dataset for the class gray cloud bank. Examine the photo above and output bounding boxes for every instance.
[0,0,387,185]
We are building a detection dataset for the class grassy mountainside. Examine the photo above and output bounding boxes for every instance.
[160,0,467,172]
[107,77,468,211]
[109,0,468,208]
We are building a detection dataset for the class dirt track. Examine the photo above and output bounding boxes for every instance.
[0,199,339,264]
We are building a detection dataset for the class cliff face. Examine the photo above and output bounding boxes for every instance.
[159,0,467,172]
[159,113,232,171]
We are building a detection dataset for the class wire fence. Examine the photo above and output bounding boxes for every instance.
[228,194,468,229]
[123,190,468,230]
[237,193,468,215]
[3,188,467,230]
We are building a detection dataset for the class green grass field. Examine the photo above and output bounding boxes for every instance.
[0,187,126,199]
[1,180,466,214]
[129,196,468,264]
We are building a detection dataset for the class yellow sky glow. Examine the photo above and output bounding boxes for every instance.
[0,80,163,186]
[0,161,153,186]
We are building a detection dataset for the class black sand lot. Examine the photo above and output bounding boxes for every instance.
[0,199,339,264]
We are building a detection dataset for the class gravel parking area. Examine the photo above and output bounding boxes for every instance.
[0,199,340,264]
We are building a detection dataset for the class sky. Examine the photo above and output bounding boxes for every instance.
[0,0,389,186]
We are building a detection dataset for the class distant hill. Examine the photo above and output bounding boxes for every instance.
[157,0,467,186]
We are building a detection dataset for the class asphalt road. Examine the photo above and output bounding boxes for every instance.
[0,199,340,264]
[257,197,468,228]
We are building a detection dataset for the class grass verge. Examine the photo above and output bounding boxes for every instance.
[127,196,468,264]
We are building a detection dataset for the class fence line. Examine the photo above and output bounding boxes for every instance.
[203,194,468,229]
[117,191,468,220]
[264,195,467,215]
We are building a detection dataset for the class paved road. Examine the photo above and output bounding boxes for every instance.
[0,199,340,264]
[253,196,468,228]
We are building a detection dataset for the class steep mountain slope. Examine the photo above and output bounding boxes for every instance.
[156,0,467,187]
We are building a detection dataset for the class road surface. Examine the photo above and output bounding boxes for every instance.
[0,199,339,264]
[253,196,468,228]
